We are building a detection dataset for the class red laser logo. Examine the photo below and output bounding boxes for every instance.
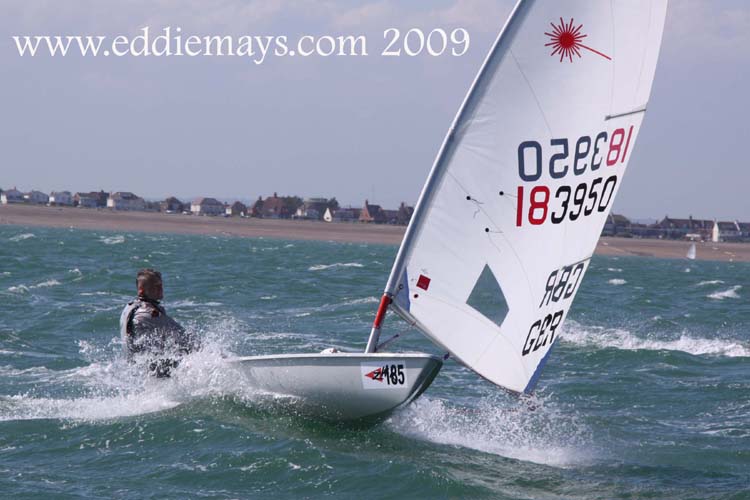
[545,17,611,63]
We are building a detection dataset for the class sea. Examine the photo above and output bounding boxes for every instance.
[1,225,748,499]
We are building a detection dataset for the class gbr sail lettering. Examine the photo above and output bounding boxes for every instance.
[521,262,585,357]
[522,310,563,356]
[515,126,633,227]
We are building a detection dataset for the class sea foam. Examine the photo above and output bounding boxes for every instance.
[7,279,61,293]
[0,320,261,424]
[696,280,725,287]
[308,262,364,271]
[387,395,594,468]
[9,233,35,242]
[562,321,750,358]
[100,235,125,245]
[707,285,741,300]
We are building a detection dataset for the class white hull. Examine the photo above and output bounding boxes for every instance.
[227,352,442,420]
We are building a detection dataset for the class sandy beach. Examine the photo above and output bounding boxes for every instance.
[2,204,749,262]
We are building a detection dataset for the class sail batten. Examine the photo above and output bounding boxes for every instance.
[381,0,668,393]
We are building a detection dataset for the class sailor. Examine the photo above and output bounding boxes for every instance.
[119,268,198,376]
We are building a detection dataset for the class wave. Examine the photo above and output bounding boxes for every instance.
[562,321,750,358]
[707,286,741,300]
[341,296,379,306]
[170,299,223,308]
[608,279,627,286]
[0,323,264,423]
[250,246,280,252]
[0,390,182,422]
[696,280,725,287]
[34,279,61,288]
[308,262,364,271]
[9,233,35,242]
[100,235,125,245]
[607,268,623,272]
[275,296,379,320]
[7,279,61,293]
[387,396,594,468]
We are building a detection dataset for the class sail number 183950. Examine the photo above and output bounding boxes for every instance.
[514,127,632,227]
[516,175,618,226]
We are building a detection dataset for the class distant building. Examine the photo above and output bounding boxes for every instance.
[75,193,99,208]
[657,216,712,240]
[226,201,247,217]
[657,217,691,239]
[1,188,24,204]
[630,223,661,239]
[260,193,285,219]
[333,207,361,223]
[690,218,713,241]
[250,196,264,217]
[294,198,327,220]
[602,214,631,236]
[396,202,414,226]
[74,191,108,208]
[24,190,49,205]
[107,192,146,211]
[49,191,73,206]
[145,200,161,212]
[712,221,742,242]
[359,200,386,223]
[383,209,399,224]
[160,196,184,213]
[738,222,750,241]
[191,197,224,216]
[294,206,318,219]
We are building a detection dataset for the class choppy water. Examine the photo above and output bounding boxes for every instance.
[1,226,748,498]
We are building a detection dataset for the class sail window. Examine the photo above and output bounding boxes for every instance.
[466,264,509,329]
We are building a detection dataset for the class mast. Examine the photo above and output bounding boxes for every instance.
[365,0,531,353]
[365,294,391,353]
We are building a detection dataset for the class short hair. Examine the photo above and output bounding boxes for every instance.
[136,268,162,290]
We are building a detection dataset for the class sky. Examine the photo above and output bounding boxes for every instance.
[1,0,748,220]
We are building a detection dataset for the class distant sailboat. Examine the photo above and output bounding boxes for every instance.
[687,243,697,260]
[228,0,669,420]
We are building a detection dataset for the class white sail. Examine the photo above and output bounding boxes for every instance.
[687,243,697,260]
[382,0,668,393]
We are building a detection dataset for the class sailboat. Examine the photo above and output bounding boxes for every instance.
[687,243,697,260]
[228,0,669,420]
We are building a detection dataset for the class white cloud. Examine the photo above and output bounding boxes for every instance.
[330,0,514,33]
[331,2,394,30]
[665,0,750,59]
[428,0,514,33]
[1,0,517,36]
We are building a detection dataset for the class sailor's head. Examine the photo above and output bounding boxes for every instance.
[136,268,163,301]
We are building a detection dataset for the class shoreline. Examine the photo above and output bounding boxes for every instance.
[2,204,749,262]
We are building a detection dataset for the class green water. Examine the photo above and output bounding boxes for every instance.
[1,226,749,498]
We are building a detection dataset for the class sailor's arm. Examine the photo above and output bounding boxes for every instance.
[160,311,200,354]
